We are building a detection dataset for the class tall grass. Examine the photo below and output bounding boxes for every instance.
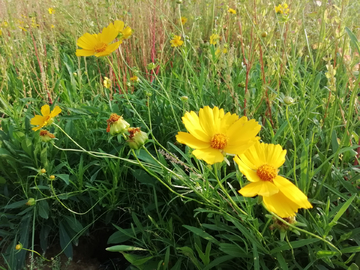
[0,0,359,269]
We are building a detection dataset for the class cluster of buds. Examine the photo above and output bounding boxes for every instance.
[106,113,148,149]
[325,63,337,92]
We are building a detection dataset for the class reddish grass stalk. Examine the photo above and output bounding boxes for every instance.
[29,30,52,104]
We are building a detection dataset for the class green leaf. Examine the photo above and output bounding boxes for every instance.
[38,200,49,219]
[341,246,360,254]
[121,253,153,266]
[345,27,360,55]
[203,255,235,270]
[270,238,320,254]
[316,250,338,259]
[3,200,27,209]
[55,174,70,185]
[106,245,147,252]
[183,225,220,245]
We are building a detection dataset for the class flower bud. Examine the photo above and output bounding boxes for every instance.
[106,113,130,135]
[283,96,294,105]
[39,130,55,142]
[40,168,46,174]
[15,243,23,250]
[147,63,157,70]
[180,96,189,102]
[261,31,267,38]
[49,175,55,180]
[26,198,36,206]
[103,77,111,89]
[127,127,148,150]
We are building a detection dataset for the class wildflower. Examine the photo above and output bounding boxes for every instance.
[275,3,290,15]
[127,127,148,150]
[40,168,46,174]
[26,198,36,206]
[39,130,56,142]
[176,106,261,165]
[103,77,111,89]
[170,35,184,47]
[15,243,23,250]
[228,8,236,14]
[106,113,130,135]
[181,16,187,25]
[31,17,39,28]
[51,24,55,28]
[130,76,139,82]
[48,8,55,14]
[49,175,55,180]
[30,105,61,131]
[235,141,312,217]
[1,21,9,27]
[215,47,228,56]
[113,20,132,40]
[209,34,220,45]
[76,23,122,57]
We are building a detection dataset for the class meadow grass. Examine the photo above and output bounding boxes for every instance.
[0,0,360,269]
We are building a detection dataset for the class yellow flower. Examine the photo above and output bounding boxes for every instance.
[176,106,261,165]
[210,34,220,45]
[30,105,61,131]
[181,16,187,25]
[228,8,236,14]
[215,47,228,56]
[76,23,122,57]
[48,8,55,14]
[1,21,9,27]
[31,17,39,28]
[170,35,184,47]
[51,24,55,29]
[103,77,111,89]
[275,3,289,15]
[130,76,139,82]
[113,20,132,40]
[235,141,312,217]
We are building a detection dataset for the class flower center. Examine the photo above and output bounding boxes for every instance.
[210,134,228,149]
[257,164,277,181]
[94,42,107,53]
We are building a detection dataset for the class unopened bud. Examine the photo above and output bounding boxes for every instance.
[26,198,36,206]
[127,127,148,150]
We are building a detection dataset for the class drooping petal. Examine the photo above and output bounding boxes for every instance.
[32,125,43,131]
[192,147,224,165]
[41,105,50,117]
[273,176,312,209]
[262,191,302,217]
[176,132,209,149]
[182,111,210,142]
[239,181,279,197]
[77,33,98,49]
[234,156,260,182]
[30,115,46,126]
[76,49,95,56]
[50,106,61,117]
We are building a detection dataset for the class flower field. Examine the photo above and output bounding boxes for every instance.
[0,0,359,269]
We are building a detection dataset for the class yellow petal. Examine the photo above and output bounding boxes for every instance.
[224,137,259,155]
[265,144,286,168]
[227,118,261,145]
[95,41,121,57]
[192,147,224,164]
[220,112,238,130]
[100,23,118,44]
[41,105,50,117]
[239,181,279,197]
[262,191,301,217]
[182,111,210,142]
[198,106,216,136]
[234,156,260,182]
[32,125,42,131]
[50,106,61,117]
[273,176,313,209]
[77,33,98,50]
[76,49,95,57]
[30,115,45,126]
[113,20,124,31]
[176,132,209,149]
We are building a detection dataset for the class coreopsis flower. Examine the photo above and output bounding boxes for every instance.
[113,20,132,39]
[127,127,148,150]
[1,21,9,27]
[30,105,61,131]
[235,141,312,217]
[209,34,220,45]
[31,17,39,28]
[181,16,187,25]
[275,3,289,15]
[228,8,236,14]
[170,35,184,47]
[176,106,261,165]
[130,76,139,82]
[51,24,55,29]
[103,77,111,88]
[106,113,130,135]
[48,8,55,14]
[76,23,122,57]
[39,130,56,142]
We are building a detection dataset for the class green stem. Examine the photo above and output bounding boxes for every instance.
[285,105,298,186]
